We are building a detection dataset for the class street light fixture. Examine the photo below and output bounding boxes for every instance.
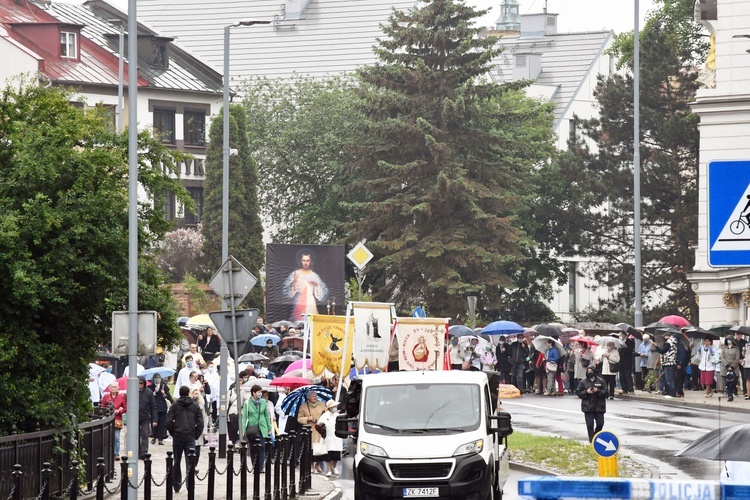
[219,17,269,459]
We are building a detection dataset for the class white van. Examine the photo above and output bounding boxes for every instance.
[335,370,512,500]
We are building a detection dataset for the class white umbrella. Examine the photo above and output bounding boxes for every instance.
[458,335,490,352]
[531,336,566,357]
[595,336,625,348]
[89,362,106,377]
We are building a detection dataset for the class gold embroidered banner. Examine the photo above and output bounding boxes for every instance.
[310,314,354,377]
[396,317,449,371]
[351,302,394,371]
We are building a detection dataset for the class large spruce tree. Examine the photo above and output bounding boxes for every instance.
[203,105,265,313]
[345,0,555,318]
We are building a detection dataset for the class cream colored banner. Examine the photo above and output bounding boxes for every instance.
[351,302,393,371]
[310,314,354,377]
[396,317,448,371]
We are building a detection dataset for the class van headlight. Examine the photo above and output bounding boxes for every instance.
[453,439,483,456]
[360,442,388,458]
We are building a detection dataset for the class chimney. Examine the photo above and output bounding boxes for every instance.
[519,12,558,37]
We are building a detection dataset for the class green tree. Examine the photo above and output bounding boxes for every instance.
[241,75,362,244]
[344,0,556,319]
[554,0,704,322]
[202,105,265,313]
[0,81,189,431]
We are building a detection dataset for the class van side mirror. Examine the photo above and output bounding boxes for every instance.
[489,411,513,438]
[335,415,358,439]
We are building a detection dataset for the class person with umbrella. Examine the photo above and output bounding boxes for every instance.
[617,331,635,394]
[447,336,464,371]
[543,338,560,396]
[509,334,530,392]
[296,390,327,473]
[495,336,512,384]
[149,373,173,445]
[137,376,158,460]
[575,365,608,443]
[572,342,594,394]
[197,327,221,363]
[721,337,741,399]
[317,399,343,476]
[653,330,678,398]
[260,338,280,360]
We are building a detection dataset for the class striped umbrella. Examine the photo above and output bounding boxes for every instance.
[279,385,334,417]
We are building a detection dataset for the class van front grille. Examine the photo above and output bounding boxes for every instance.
[389,462,453,479]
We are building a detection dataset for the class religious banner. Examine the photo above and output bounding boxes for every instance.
[266,244,345,324]
[396,317,449,371]
[351,302,394,371]
[310,314,354,378]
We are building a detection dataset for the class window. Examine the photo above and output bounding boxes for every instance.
[152,44,168,68]
[96,102,117,130]
[162,190,176,221]
[184,111,206,146]
[153,109,175,144]
[184,187,203,225]
[60,31,77,59]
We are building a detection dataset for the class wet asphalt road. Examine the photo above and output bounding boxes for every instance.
[329,393,746,499]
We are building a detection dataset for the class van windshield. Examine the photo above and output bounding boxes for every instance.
[363,383,481,434]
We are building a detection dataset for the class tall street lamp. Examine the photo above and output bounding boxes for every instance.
[222,20,270,264]
[219,18,269,458]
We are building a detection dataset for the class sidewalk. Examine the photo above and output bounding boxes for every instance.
[618,386,750,413]
[107,432,340,500]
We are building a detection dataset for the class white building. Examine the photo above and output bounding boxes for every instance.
[687,0,750,328]
[0,0,224,227]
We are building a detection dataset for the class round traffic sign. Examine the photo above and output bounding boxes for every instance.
[592,430,620,458]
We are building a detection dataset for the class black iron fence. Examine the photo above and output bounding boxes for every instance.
[0,407,117,499]
[5,428,314,500]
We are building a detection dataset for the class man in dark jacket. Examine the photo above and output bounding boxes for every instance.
[509,335,530,392]
[675,337,690,397]
[166,385,205,493]
[495,336,512,384]
[618,333,635,394]
[137,376,158,459]
[575,366,608,442]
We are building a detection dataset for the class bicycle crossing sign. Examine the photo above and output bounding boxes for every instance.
[708,160,750,267]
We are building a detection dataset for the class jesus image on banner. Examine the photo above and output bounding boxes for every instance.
[412,336,429,362]
[282,250,329,322]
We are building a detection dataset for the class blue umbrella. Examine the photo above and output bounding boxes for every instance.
[448,325,474,337]
[250,333,281,347]
[482,320,525,335]
[280,385,334,417]
[140,367,176,381]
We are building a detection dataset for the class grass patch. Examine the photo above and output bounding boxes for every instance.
[507,431,651,478]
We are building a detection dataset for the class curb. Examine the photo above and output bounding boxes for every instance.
[510,461,558,476]
[322,487,343,500]
[618,392,750,415]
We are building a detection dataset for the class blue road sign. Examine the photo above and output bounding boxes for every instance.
[592,430,619,458]
[708,160,750,267]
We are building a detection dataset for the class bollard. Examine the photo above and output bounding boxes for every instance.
[298,428,306,495]
[96,458,105,500]
[240,441,248,500]
[279,435,288,500]
[41,461,52,500]
[264,440,273,500]
[288,431,297,499]
[305,429,313,492]
[227,444,235,500]
[70,460,79,500]
[208,447,217,500]
[11,464,23,500]
[144,454,152,500]
[252,439,261,500]
[187,448,196,500]
[273,438,281,500]
[119,458,128,500]
[166,451,174,500]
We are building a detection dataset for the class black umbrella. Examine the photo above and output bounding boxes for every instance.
[709,324,734,336]
[238,352,269,364]
[729,325,750,336]
[615,323,643,340]
[644,322,674,334]
[267,354,302,375]
[652,327,690,349]
[676,424,750,462]
[532,324,563,339]
[682,326,719,341]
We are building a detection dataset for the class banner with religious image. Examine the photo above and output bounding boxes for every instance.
[310,314,354,378]
[396,317,449,371]
[351,302,394,371]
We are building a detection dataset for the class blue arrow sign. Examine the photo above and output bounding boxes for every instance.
[708,160,750,267]
[592,430,619,458]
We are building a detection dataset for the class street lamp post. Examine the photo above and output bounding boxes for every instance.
[633,0,642,327]
[219,19,269,458]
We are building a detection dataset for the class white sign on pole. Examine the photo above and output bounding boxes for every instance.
[208,256,258,308]
[111,311,158,355]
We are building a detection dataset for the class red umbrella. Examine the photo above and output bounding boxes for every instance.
[659,315,690,328]
[570,334,597,346]
[269,375,312,388]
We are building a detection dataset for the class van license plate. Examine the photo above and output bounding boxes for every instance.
[403,487,439,497]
